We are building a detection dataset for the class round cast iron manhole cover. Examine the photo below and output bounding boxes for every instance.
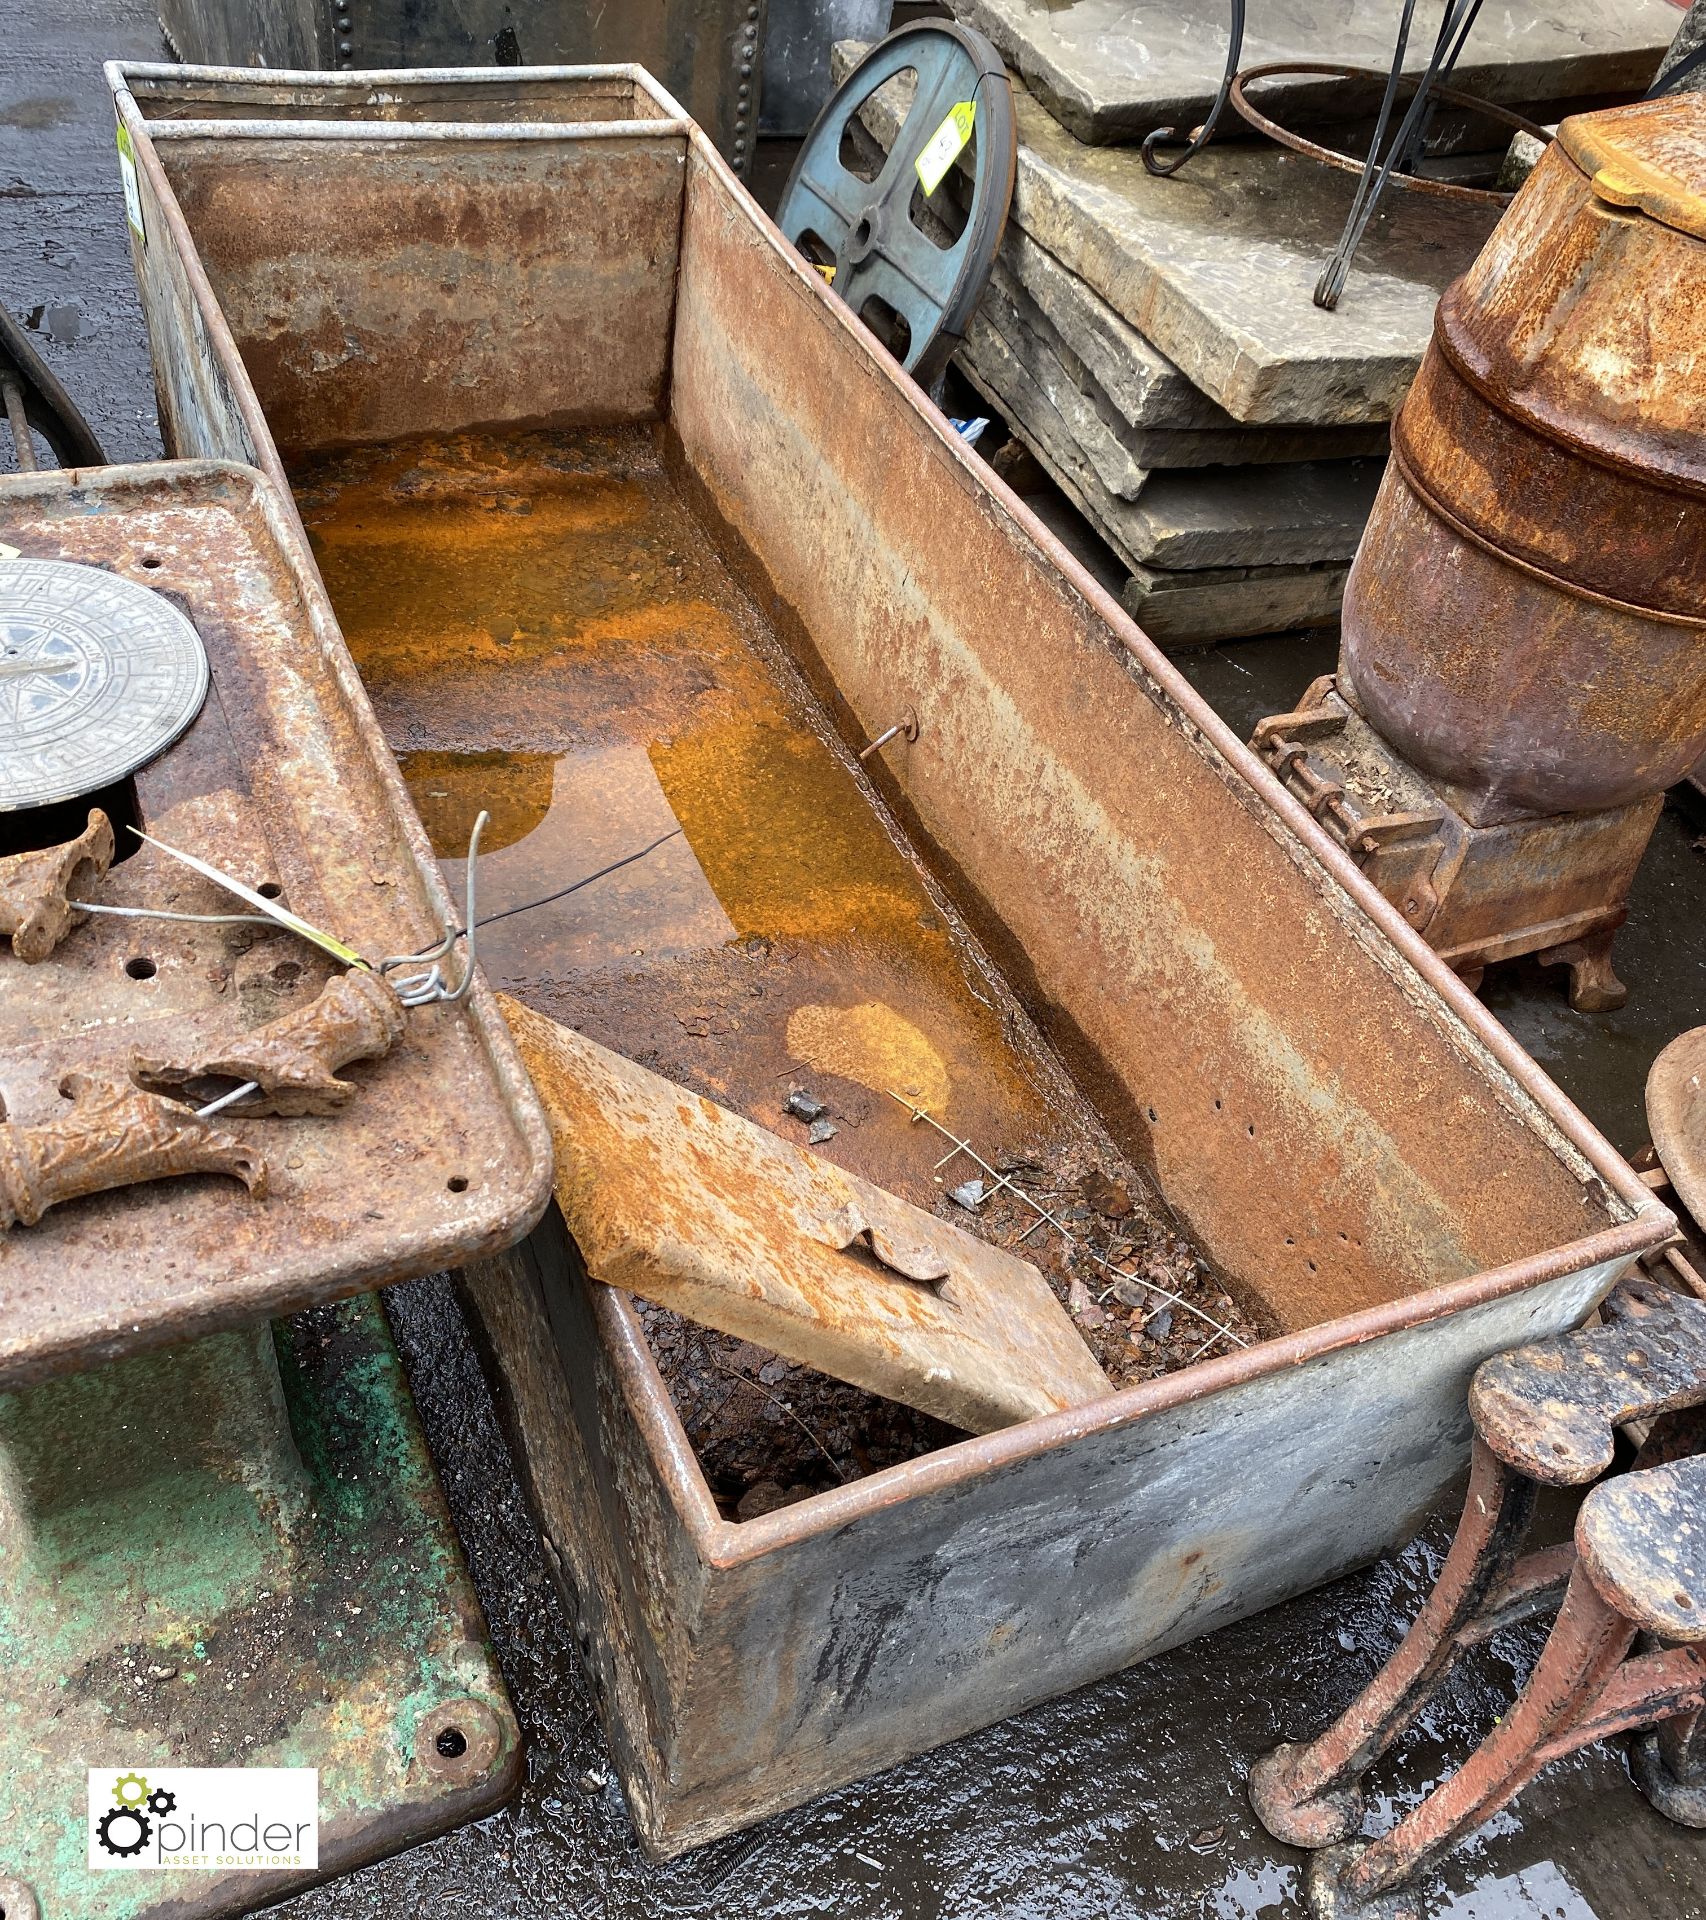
[0,558,209,812]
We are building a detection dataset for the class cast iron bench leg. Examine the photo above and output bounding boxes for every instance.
[1302,1569,1636,1920]
[1248,1438,1536,1848]
[1252,1281,1706,1913]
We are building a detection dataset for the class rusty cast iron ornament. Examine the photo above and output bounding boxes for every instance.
[135,966,409,1116]
[0,808,114,960]
[0,1072,266,1228]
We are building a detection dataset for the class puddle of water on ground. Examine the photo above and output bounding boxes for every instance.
[1432,1857,1599,1918]
[25,302,81,343]
[1,95,75,130]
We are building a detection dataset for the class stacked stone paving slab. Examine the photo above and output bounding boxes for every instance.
[953,0,1677,147]
[833,0,1671,644]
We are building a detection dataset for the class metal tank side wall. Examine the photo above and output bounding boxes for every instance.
[465,1209,1623,1856]
[119,115,267,474]
[664,142,1621,1329]
[139,127,686,458]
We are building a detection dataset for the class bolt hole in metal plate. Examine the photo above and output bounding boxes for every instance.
[776,21,1016,388]
[418,1698,504,1787]
[0,557,208,812]
[0,1877,41,1920]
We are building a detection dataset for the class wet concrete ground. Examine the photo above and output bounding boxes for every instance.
[5,7,1706,1915]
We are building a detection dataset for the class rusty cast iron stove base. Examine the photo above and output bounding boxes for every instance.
[0,1293,520,1920]
[1253,676,1661,1012]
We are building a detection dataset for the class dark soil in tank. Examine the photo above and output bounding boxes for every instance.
[636,1120,1262,1522]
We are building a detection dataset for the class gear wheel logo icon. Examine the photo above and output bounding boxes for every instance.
[112,1772,150,1809]
[146,1786,177,1816]
[97,1805,153,1858]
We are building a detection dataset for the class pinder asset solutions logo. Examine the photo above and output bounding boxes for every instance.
[87,1768,318,1872]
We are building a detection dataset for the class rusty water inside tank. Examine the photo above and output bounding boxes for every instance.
[291,426,1260,1499]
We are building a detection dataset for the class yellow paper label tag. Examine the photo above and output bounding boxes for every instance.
[915,100,976,197]
[116,121,145,243]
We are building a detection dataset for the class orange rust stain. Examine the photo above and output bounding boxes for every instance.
[400,747,555,856]
[647,718,935,947]
[296,429,752,689]
[784,1002,951,1113]
[290,425,1085,1201]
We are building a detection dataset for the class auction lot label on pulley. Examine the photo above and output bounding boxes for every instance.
[915,99,976,196]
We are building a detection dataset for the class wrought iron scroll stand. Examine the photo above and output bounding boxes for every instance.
[1143,0,1491,309]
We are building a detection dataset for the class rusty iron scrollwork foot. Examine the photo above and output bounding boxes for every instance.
[1631,1719,1706,1827]
[132,967,408,1116]
[1304,1843,1423,1920]
[0,1073,267,1228]
[0,809,115,962]
[1537,930,1628,1013]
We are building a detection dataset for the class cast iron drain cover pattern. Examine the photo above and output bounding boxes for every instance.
[0,556,209,810]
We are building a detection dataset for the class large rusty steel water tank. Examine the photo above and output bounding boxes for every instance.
[1339,92,1706,827]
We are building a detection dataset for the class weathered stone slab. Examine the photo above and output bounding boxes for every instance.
[985,261,1390,477]
[837,43,1502,423]
[960,304,1382,568]
[1003,227,1214,429]
[1122,557,1353,647]
[970,292,1150,498]
[1126,461,1379,571]
[953,0,1677,146]
[1013,466,1358,648]
[842,91,1387,452]
[959,318,1163,564]
[1014,475,1352,648]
